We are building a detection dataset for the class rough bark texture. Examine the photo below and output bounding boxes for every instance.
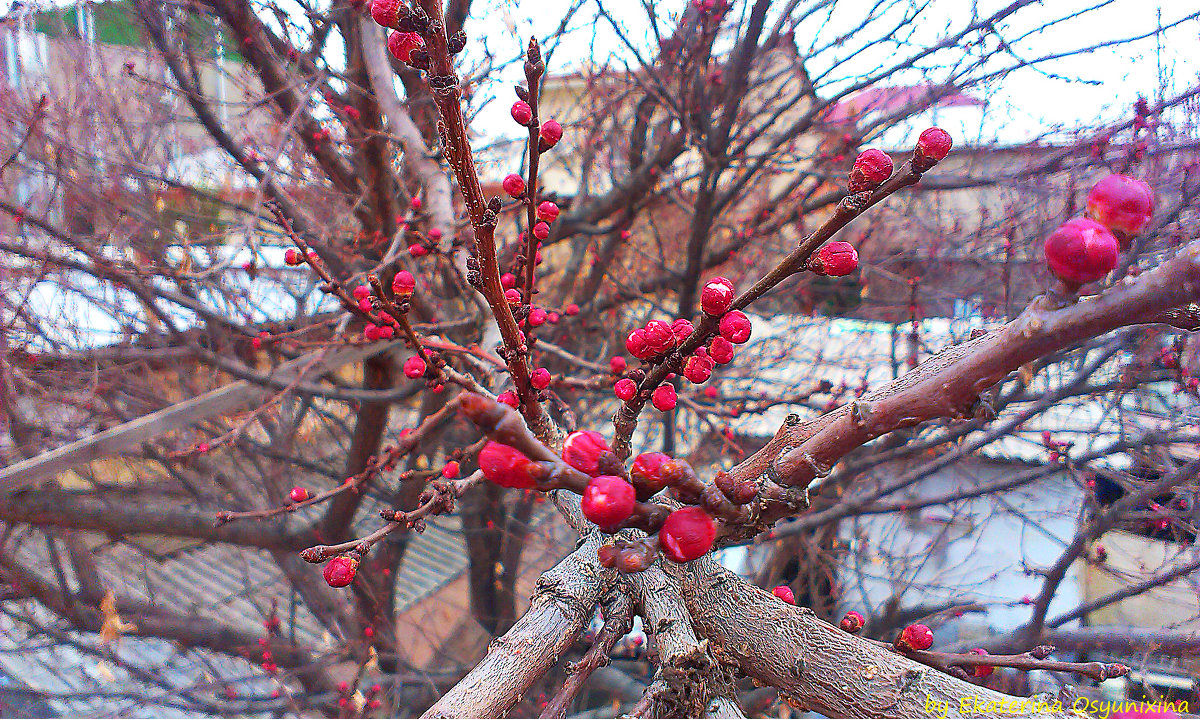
[684,559,1080,719]
[421,535,614,719]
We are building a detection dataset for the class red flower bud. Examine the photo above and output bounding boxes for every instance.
[896,623,934,651]
[288,486,310,503]
[353,284,371,301]
[369,0,403,27]
[1086,174,1154,238]
[392,270,415,297]
[1044,217,1119,285]
[773,585,795,604]
[505,288,522,305]
[442,461,460,479]
[539,119,563,148]
[564,304,580,316]
[284,248,303,266]
[630,451,672,498]
[701,278,735,315]
[408,243,428,257]
[810,241,858,276]
[916,127,952,163]
[363,324,381,341]
[511,101,533,125]
[581,475,637,531]
[387,31,424,63]
[614,378,637,401]
[671,318,694,343]
[849,148,893,193]
[659,507,716,563]
[718,311,752,344]
[530,367,551,389]
[709,337,735,364]
[501,272,518,289]
[626,329,652,359]
[839,610,864,633]
[536,201,560,223]
[479,441,542,488]
[323,556,358,587]
[528,307,547,326]
[497,390,519,408]
[502,173,526,197]
[403,355,426,378]
[562,430,612,476]
[643,320,676,356]
[651,383,677,411]
[610,356,627,374]
[683,355,713,384]
[532,222,550,240]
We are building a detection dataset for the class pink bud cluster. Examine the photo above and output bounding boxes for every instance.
[1043,174,1153,289]
[613,277,756,408]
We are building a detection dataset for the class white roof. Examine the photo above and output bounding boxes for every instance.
[719,314,1199,470]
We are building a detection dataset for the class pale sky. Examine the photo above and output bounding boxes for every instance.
[465,0,1200,148]
[5,0,1197,148]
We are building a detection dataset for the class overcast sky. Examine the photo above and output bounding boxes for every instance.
[464,0,1200,148]
[6,0,1197,148]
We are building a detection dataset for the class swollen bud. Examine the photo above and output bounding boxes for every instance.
[539,120,563,150]
[718,311,752,344]
[614,378,637,401]
[403,355,427,378]
[502,173,526,197]
[914,127,952,169]
[511,101,533,125]
[809,241,858,276]
[651,384,677,411]
[387,31,424,63]
[659,507,716,563]
[643,320,677,356]
[536,201,560,223]
[626,329,652,360]
[630,452,672,500]
[1043,217,1119,286]
[479,441,544,488]
[581,475,637,532]
[848,148,893,193]
[562,430,612,476]
[701,277,735,315]
[1085,174,1154,241]
[683,355,713,384]
[392,270,416,297]
[839,610,864,633]
[323,556,358,587]
[895,623,934,651]
[369,0,405,28]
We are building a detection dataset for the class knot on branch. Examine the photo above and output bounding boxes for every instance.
[427,74,461,101]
